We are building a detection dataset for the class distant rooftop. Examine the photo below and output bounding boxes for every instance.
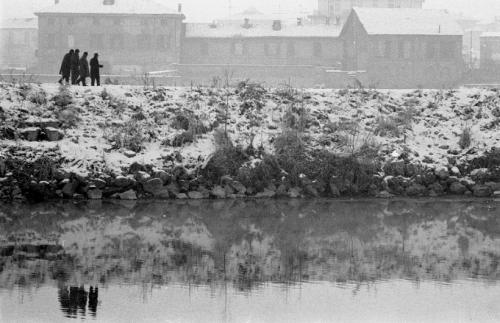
[186,21,341,38]
[351,8,463,36]
[35,0,182,16]
[0,17,38,29]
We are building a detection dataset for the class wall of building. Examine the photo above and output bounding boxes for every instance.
[37,14,183,74]
[181,37,342,67]
[0,28,38,70]
[341,14,464,88]
[480,36,500,69]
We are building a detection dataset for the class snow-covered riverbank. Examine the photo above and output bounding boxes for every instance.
[0,81,499,200]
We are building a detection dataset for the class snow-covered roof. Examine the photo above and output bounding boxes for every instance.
[0,18,38,29]
[481,32,500,38]
[352,8,463,36]
[185,22,341,39]
[35,0,181,16]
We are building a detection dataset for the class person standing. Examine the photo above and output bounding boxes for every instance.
[58,49,73,85]
[76,52,89,86]
[70,49,80,85]
[90,53,103,86]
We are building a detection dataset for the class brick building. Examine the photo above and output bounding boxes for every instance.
[179,18,342,86]
[35,0,185,74]
[0,18,38,71]
[339,8,464,88]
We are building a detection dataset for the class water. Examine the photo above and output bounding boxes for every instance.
[0,199,499,323]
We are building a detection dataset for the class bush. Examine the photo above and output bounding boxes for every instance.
[202,145,249,183]
[56,106,80,128]
[458,127,472,150]
[237,80,266,115]
[172,131,194,147]
[237,155,281,191]
[105,120,148,152]
[374,116,401,137]
[52,85,73,107]
[27,88,47,105]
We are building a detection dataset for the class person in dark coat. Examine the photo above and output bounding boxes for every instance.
[70,49,80,85]
[76,52,89,86]
[90,53,103,86]
[58,49,73,85]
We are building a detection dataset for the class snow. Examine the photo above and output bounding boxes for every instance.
[0,17,38,29]
[352,8,464,36]
[186,22,341,38]
[35,0,180,16]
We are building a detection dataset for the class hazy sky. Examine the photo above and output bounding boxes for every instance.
[1,0,500,22]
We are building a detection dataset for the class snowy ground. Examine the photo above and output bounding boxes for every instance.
[1,83,499,177]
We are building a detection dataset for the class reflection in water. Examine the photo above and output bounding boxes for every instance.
[0,199,499,322]
[58,286,98,318]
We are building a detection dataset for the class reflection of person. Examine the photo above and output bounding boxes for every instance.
[90,53,103,86]
[88,286,99,316]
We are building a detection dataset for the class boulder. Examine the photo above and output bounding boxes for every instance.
[166,182,180,196]
[230,181,247,195]
[45,127,64,141]
[87,189,103,200]
[123,150,137,158]
[113,176,133,188]
[143,178,163,195]
[473,185,493,198]
[434,167,449,180]
[210,186,226,199]
[119,189,137,200]
[187,191,204,199]
[406,183,426,197]
[20,127,40,141]
[91,178,107,189]
[255,188,276,198]
[449,182,467,195]
[288,187,302,198]
[154,170,171,184]
[329,182,341,197]
[176,193,188,199]
[62,181,79,197]
[135,171,151,183]
[428,182,445,196]
[493,191,500,198]
[376,191,395,198]
[304,185,319,197]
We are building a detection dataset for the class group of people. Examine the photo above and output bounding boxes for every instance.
[59,49,103,86]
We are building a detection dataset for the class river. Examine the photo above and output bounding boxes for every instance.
[0,199,499,322]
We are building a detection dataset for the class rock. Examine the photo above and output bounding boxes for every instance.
[20,127,40,141]
[224,185,235,196]
[154,170,170,184]
[91,178,107,189]
[255,188,276,198]
[485,182,500,192]
[210,186,226,199]
[220,176,233,185]
[451,167,461,176]
[45,127,64,141]
[385,176,406,195]
[230,181,247,195]
[428,182,445,196]
[166,183,180,196]
[304,185,319,197]
[113,176,133,188]
[123,150,136,158]
[196,186,211,198]
[119,189,137,200]
[288,187,302,198]
[62,181,79,197]
[187,191,204,199]
[276,184,288,197]
[136,171,151,183]
[473,185,493,198]
[0,126,17,140]
[329,182,341,197]
[493,191,500,197]
[376,191,395,198]
[143,178,163,195]
[449,182,467,195]
[406,183,426,197]
[87,189,102,200]
[176,193,188,199]
[434,167,449,180]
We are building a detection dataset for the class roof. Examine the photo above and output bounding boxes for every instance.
[185,22,341,39]
[481,32,500,38]
[0,17,38,29]
[35,0,181,16]
[351,8,463,36]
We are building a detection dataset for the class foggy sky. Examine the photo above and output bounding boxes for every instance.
[1,0,499,22]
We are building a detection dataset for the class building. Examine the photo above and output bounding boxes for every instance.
[480,32,500,70]
[316,0,424,25]
[35,0,185,75]
[339,8,464,88]
[0,18,38,71]
[179,17,342,86]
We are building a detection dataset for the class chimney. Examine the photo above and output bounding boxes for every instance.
[297,18,303,26]
[272,20,282,31]
[103,0,115,5]
[178,3,182,13]
[55,0,59,4]
[242,18,252,29]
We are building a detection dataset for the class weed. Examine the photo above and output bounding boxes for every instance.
[52,85,73,107]
[105,120,148,152]
[374,116,401,137]
[458,127,472,150]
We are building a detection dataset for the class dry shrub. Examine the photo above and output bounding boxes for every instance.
[458,127,472,150]
[105,120,148,152]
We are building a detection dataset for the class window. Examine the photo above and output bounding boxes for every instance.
[141,18,148,26]
[388,0,395,8]
[398,40,412,59]
[313,42,323,58]
[161,18,169,26]
[24,31,30,44]
[93,17,100,25]
[287,42,295,57]
[48,17,55,26]
[113,17,121,25]
[375,40,385,57]
[265,42,281,57]
[232,42,245,56]
[200,41,209,55]
[384,40,393,58]
[67,17,75,25]
[440,40,456,59]
[426,41,437,59]
[67,35,75,47]
[137,34,151,49]
[156,35,170,50]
